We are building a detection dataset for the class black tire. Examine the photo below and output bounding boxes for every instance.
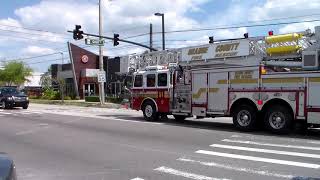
[232,104,257,131]
[264,105,293,134]
[142,101,158,121]
[173,115,186,122]
[0,101,5,109]
[22,104,28,109]
[1,101,11,109]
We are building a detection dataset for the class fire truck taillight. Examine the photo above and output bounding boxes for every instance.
[261,66,267,75]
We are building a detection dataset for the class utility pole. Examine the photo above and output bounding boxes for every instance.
[161,15,165,50]
[99,0,105,104]
[60,52,64,64]
[150,23,153,52]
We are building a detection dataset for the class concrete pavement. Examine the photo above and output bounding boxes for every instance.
[0,104,320,180]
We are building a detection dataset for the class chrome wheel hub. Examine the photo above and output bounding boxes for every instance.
[145,105,153,118]
[269,112,286,129]
[237,110,251,126]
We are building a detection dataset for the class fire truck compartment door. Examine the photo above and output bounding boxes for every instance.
[208,72,228,112]
[192,72,207,116]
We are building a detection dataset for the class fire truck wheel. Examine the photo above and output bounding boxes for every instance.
[142,101,159,121]
[264,105,292,134]
[232,104,257,131]
[173,115,186,122]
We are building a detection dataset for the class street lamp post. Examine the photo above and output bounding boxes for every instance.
[154,13,165,50]
[59,52,64,64]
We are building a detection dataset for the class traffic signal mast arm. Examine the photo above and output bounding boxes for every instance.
[68,30,158,51]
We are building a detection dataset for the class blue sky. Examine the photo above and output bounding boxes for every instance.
[0,0,320,72]
[0,0,40,18]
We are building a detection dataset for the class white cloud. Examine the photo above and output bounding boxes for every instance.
[21,45,55,56]
[250,0,320,33]
[279,22,320,34]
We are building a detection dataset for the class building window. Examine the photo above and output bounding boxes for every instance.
[147,74,156,87]
[158,73,167,87]
[134,75,143,87]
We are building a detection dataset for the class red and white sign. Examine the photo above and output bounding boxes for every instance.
[81,55,89,64]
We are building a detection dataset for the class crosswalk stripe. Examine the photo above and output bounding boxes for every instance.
[154,166,230,180]
[222,139,320,151]
[177,158,293,179]
[210,144,320,158]
[308,141,320,145]
[196,150,320,169]
[0,112,12,115]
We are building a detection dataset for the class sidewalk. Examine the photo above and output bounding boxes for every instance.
[30,99,123,109]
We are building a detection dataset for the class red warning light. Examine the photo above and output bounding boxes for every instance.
[268,31,274,36]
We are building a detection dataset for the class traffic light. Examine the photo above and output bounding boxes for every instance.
[209,36,214,44]
[113,34,120,46]
[73,25,84,40]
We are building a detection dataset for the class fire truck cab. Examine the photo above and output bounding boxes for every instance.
[131,66,173,121]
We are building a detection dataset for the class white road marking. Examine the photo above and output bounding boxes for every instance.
[154,166,230,180]
[36,110,164,125]
[0,112,12,115]
[228,135,320,145]
[222,139,320,151]
[196,150,320,169]
[177,158,293,179]
[308,141,320,145]
[18,112,33,115]
[130,177,145,180]
[15,126,49,136]
[210,144,320,158]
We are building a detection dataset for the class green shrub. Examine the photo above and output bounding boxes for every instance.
[42,89,60,100]
[64,96,72,100]
[106,97,123,104]
[85,96,100,102]
[29,95,40,99]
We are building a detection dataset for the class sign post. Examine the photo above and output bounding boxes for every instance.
[97,71,106,83]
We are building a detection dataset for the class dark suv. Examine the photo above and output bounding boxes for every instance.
[0,87,29,109]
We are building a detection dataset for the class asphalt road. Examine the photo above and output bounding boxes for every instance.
[0,104,320,180]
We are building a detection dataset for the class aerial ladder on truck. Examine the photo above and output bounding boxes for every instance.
[129,26,320,134]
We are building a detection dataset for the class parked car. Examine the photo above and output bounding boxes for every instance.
[0,153,17,180]
[0,87,29,109]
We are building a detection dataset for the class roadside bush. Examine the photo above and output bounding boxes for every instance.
[42,89,60,100]
[29,95,40,99]
[106,97,123,104]
[84,96,124,104]
[64,96,72,100]
[85,96,100,102]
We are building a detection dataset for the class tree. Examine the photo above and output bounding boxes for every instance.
[40,67,52,91]
[40,67,65,102]
[0,61,33,86]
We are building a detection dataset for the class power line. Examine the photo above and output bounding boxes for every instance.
[2,40,150,62]
[0,28,72,40]
[0,23,69,37]
[155,19,320,34]
[0,33,68,44]
[26,57,70,65]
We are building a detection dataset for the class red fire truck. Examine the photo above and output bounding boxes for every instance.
[130,26,320,133]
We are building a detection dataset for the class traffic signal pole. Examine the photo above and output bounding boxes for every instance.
[68,31,158,51]
[99,0,105,104]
